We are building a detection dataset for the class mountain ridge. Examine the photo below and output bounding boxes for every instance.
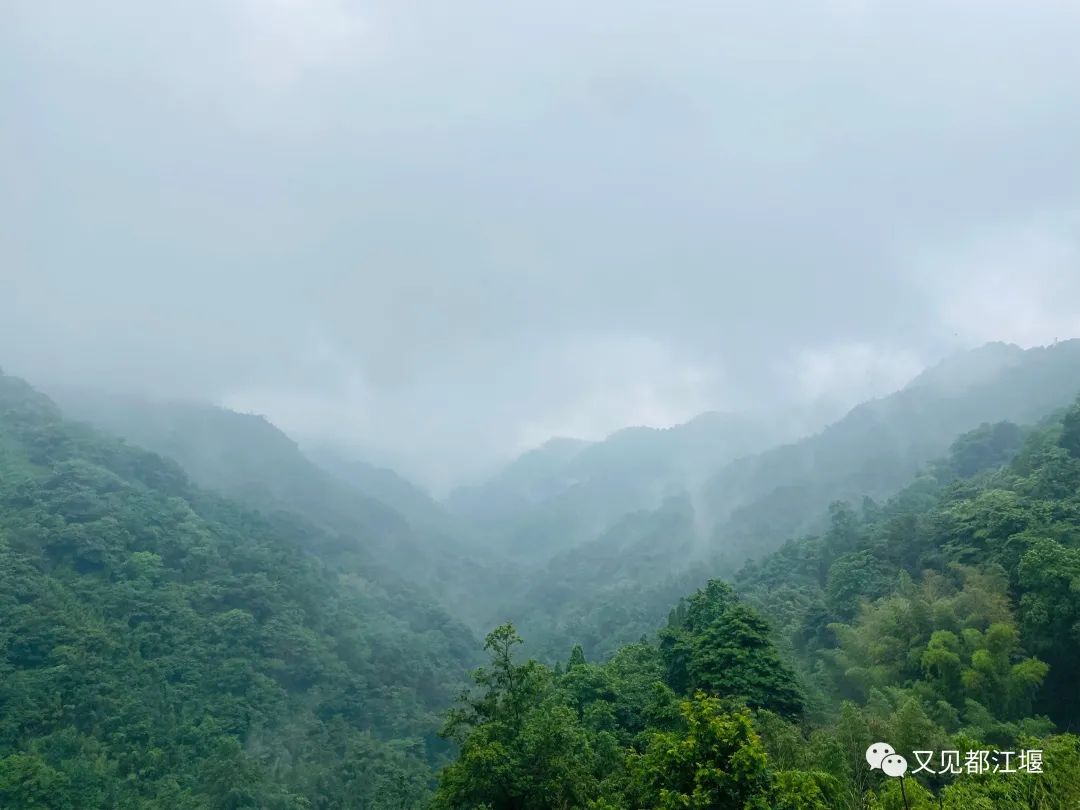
[43,387,510,630]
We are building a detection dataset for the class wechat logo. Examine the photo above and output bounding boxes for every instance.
[866,742,908,777]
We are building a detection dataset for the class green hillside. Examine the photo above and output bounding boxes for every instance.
[48,390,512,631]
[428,396,1080,808]
[446,412,789,560]
[704,340,1080,559]
[484,341,1080,662]
[13,346,1080,808]
[0,373,477,809]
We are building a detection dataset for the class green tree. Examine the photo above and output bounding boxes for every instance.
[630,692,773,809]
[434,624,599,810]
[660,581,803,718]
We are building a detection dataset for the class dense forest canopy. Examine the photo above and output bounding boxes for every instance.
[5,342,1080,808]
[10,0,1080,804]
[0,374,477,808]
[424,396,1080,808]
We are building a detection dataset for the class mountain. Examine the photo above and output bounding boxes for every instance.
[307,446,473,543]
[446,411,795,560]
[703,340,1080,561]
[11,341,1080,807]
[428,398,1080,810]
[0,371,477,808]
[46,389,511,630]
[486,341,1080,661]
[46,340,1080,666]
[507,494,706,661]
[48,392,424,555]
[446,437,592,524]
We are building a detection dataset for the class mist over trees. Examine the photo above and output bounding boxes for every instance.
[8,2,1080,806]
[3,343,1080,807]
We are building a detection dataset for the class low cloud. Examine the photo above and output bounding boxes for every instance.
[5,0,1080,487]
[915,211,1080,349]
[787,342,925,409]
[232,0,372,88]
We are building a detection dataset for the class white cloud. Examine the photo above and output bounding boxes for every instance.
[915,211,1080,348]
[513,335,726,451]
[219,329,372,440]
[213,331,728,489]
[7,0,1080,485]
[232,0,371,87]
[787,342,925,407]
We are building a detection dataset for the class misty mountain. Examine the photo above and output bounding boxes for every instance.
[446,437,592,523]
[46,389,511,629]
[432,399,1080,809]
[0,371,477,806]
[49,392,418,549]
[10,0,1080,801]
[507,494,706,661]
[43,340,1080,665]
[301,446,469,542]
[445,411,795,559]
[703,340,1080,559]
[485,341,1080,660]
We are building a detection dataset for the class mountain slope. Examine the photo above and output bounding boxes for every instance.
[47,390,510,629]
[491,341,1080,662]
[428,403,1080,810]
[446,411,794,559]
[731,398,1080,727]
[704,340,1080,560]
[446,437,591,525]
[0,372,477,808]
[307,446,473,543]
[507,494,706,661]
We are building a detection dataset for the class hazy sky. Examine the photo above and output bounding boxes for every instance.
[5,1,1080,488]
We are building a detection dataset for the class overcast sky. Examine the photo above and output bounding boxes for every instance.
[4,1,1080,488]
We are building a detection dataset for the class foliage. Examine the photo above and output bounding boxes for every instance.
[659,581,804,719]
[433,398,1080,808]
[629,693,772,809]
[13,371,1080,808]
[0,374,476,808]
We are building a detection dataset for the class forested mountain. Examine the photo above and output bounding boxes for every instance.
[57,343,1080,669]
[12,344,1080,808]
[0,373,478,808]
[47,390,511,630]
[446,412,792,559]
[704,340,1080,560]
[14,0,1080,803]
[306,447,470,544]
[481,342,1080,663]
[507,495,705,661]
[446,437,591,525]
[429,397,1080,808]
